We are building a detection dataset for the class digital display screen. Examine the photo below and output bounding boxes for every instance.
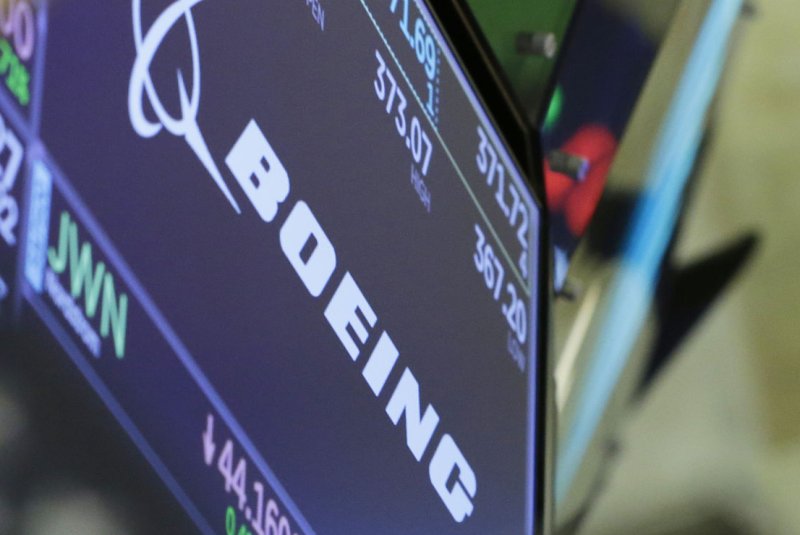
[0,1,543,533]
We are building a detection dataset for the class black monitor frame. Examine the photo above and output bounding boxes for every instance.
[422,2,554,533]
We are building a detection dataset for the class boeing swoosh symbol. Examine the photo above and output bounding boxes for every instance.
[128,0,241,213]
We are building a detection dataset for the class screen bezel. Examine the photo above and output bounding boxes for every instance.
[420,2,553,533]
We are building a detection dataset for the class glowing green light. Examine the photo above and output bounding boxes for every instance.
[544,86,564,131]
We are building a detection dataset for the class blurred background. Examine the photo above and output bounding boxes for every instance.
[576,0,800,533]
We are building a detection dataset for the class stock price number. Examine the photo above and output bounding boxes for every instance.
[0,0,33,107]
[386,0,438,118]
[473,224,527,344]
[226,506,253,535]
[476,126,529,278]
[203,415,301,535]
[374,49,433,176]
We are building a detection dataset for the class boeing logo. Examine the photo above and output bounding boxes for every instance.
[128,0,241,213]
[127,0,477,524]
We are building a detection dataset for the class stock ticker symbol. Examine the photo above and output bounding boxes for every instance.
[128,0,241,213]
